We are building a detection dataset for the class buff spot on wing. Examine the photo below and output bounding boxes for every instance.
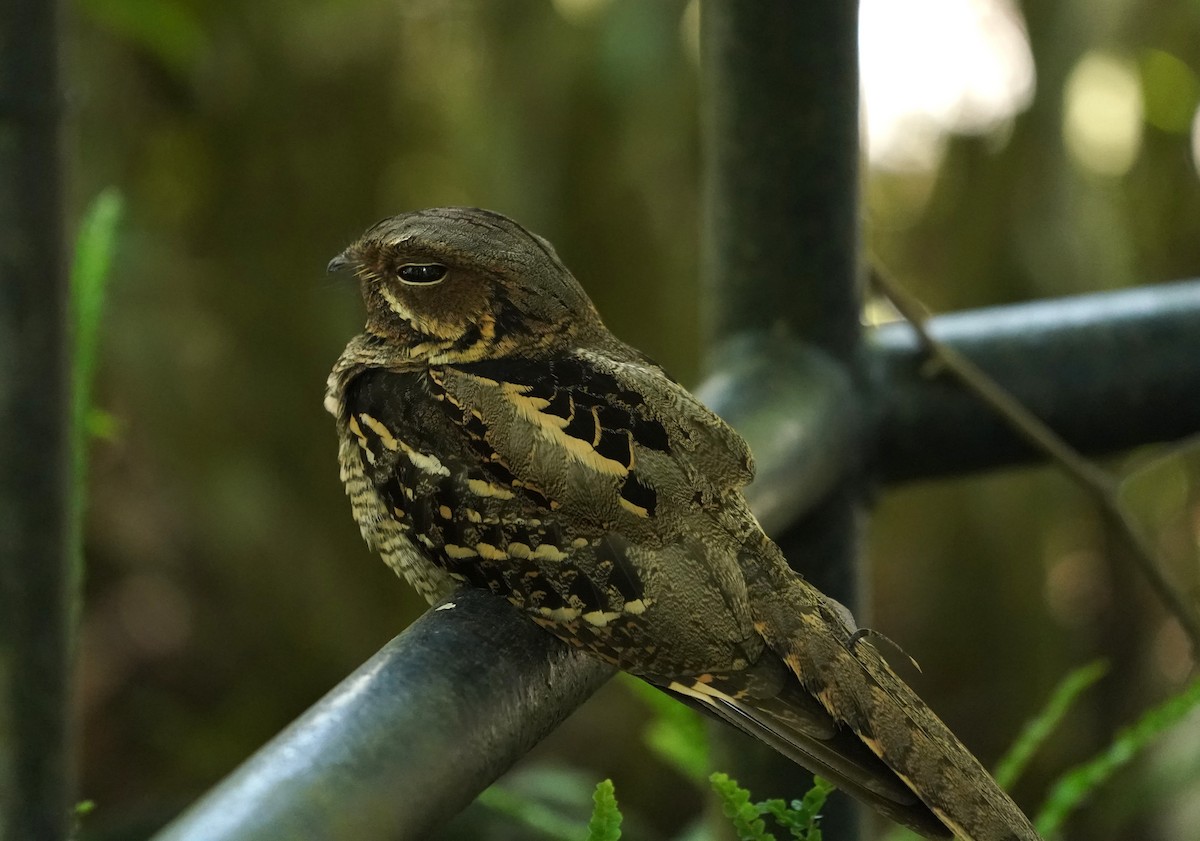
[348,415,375,464]
[476,542,508,561]
[531,543,568,562]
[860,734,885,760]
[357,413,400,452]
[539,605,582,622]
[582,610,622,627]
[622,598,651,615]
[501,381,551,411]
[466,478,515,500]
[487,377,629,477]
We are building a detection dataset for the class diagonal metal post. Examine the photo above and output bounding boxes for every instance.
[0,0,72,839]
[153,589,612,841]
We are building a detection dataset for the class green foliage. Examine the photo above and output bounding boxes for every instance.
[70,187,124,472]
[709,772,832,841]
[623,674,711,783]
[68,188,123,632]
[477,784,583,841]
[69,800,96,841]
[758,776,834,841]
[1035,673,1200,837]
[585,779,622,841]
[711,772,772,841]
[993,660,1109,790]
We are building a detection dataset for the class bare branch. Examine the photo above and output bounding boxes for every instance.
[871,268,1200,658]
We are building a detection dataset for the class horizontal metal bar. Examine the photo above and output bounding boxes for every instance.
[869,279,1200,482]
[695,332,857,537]
[151,589,613,841]
[701,0,864,832]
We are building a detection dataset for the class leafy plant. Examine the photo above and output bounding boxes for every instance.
[68,188,123,632]
[710,772,833,841]
[65,187,122,836]
[993,660,1109,791]
[586,779,623,841]
[1035,672,1200,837]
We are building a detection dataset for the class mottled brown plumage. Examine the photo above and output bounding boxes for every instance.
[325,207,1043,841]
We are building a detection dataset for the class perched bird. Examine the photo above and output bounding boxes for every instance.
[325,207,1042,841]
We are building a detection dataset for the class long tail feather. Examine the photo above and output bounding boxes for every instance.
[741,553,1043,841]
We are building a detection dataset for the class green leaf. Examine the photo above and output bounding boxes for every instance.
[67,188,123,632]
[793,777,835,840]
[993,660,1108,790]
[710,773,775,841]
[585,779,622,841]
[71,188,124,465]
[758,777,834,841]
[623,674,710,782]
[1035,672,1200,836]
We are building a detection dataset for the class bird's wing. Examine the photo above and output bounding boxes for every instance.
[339,351,762,673]
[342,353,1040,841]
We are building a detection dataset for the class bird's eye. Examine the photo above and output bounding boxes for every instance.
[397,263,448,285]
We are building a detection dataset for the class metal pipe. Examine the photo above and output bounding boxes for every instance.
[700,0,864,835]
[870,279,1200,482]
[0,1,71,839]
[152,589,613,841]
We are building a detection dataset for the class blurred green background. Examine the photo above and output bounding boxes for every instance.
[68,0,1200,839]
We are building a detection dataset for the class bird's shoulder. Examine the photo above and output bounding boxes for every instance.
[442,344,756,491]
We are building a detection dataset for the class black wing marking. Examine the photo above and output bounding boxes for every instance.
[441,355,672,520]
[455,355,672,459]
[342,367,655,667]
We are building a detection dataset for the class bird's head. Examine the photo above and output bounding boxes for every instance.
[328,207,603,363]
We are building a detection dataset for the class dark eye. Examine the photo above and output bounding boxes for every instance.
[397,263,448,285]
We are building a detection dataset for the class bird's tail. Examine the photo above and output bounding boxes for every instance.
[735,549,1044,841]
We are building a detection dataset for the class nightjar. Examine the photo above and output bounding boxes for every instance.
[325,207,1042,841]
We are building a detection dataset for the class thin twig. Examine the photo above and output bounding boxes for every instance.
[871,269,1200,658]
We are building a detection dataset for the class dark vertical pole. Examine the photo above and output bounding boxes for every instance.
[0,1,72,839]
[701,2,863,838]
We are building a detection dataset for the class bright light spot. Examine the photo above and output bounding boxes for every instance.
[680,0,700,69]
[551,0,612,26]
[860,0,1035,172]
[1192,104,1200,179]
[1063,52,1143,176]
